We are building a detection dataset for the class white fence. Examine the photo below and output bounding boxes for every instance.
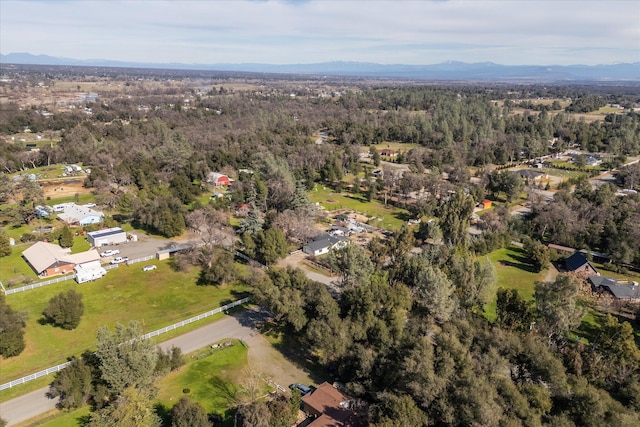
[0,296,250,391]
[4,264,120,295]
[4,274,76,295]
[126,255,155,266]
[0,362,71,391]
[141,297,250,340]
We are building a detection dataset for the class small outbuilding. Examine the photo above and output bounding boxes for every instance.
[480,200,492,210]
[87,227,127,247]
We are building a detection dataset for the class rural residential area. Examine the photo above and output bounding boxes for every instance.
[0,59,639,427]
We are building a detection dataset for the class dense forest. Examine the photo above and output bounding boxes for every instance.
[1,65,639,426]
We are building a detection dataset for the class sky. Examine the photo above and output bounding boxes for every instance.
[1,0,639,66]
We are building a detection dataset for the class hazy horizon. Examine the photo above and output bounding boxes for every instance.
[1,1,639,67]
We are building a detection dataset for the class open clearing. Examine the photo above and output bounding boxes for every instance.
[484,245,547,321]
[0,261,248,385]
[308,184,410,230]
[156,340,250,420]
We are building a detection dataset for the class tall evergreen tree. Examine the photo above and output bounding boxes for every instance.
[59,225,74,248]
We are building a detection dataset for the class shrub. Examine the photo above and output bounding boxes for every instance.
[43,290,85,330]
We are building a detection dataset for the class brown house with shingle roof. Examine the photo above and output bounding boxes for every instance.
[301,382,358,426]
[22,241,101,277]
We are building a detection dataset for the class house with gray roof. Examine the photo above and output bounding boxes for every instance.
[56,202,104,226]
[303,233,348,257]
[588,276,640,302]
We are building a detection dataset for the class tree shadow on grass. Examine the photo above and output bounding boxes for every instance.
[154,402,172,426]
[575,308,606,345]
[393,210,413,222]
[499,259,537,274]
[76,414,91,427]
[209,375,239,406]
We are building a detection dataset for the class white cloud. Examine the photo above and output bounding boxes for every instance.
[1,0,638,65]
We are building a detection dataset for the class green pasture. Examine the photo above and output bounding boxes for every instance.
[12,342,249,427]
[28,406,91,427]
[371,141,420,151]
[8,164,73,180]
[0,261,248,385]
[43,193,95,206]
[308,184,410,230]
[156,340,250,423]
[0,243,40,285]
[0,235,92,287]
[484,245,547,321]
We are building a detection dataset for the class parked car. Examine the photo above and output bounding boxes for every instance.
[289,383,312,395]
[142,265,157,271]
[110,256,128,265]
[100,249,120,257]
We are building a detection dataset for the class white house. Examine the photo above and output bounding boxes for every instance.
[56,203,104,226]
[87,227,127,247]
[303,233,348,257]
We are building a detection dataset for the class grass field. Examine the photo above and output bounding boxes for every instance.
[14,341,249,427]
[370,141,420,151]
[308,184,411,230]
[156,340,250,424]
[0,261,248,385]
[23,406,91,427]
[0,235,92,287]
[484,246,547,321]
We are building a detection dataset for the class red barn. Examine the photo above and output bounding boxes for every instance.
[206,172,233,187]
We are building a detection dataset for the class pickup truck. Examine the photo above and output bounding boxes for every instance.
[100,249,120,257]
[110,256,129,265]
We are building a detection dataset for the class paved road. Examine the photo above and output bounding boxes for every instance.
[0,310,266,426]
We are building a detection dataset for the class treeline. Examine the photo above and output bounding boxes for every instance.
[526,179,640,265]
[251,244,640,426]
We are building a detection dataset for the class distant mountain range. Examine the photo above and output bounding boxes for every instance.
[1,52,639,82]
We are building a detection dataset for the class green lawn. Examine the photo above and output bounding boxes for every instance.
[13,342,249,427]
[44,193,95,206]
[484,246,547,321]
[0,242,42,286]
[308,184,411,230]
[0,261,248,385]
[29,406,91,427]
[156,340,250,424]
[0,235,92,287]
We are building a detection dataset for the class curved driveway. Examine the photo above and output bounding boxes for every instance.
[0,309,268,426]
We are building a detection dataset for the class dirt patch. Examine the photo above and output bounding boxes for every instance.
[41,180,93,199]
[243,333,314,391]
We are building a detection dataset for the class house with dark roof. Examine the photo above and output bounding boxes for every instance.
[588,276,640,302]
[301,382,358,427]
[303,233,348,257]
[565,252,598,277]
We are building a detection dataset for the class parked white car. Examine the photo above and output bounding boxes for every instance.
[142,265,157,272]
[100,249,120,257]
[110,256,128,265]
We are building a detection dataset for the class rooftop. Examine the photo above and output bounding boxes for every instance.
[589,276,640,300]
[87,227,125,238]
